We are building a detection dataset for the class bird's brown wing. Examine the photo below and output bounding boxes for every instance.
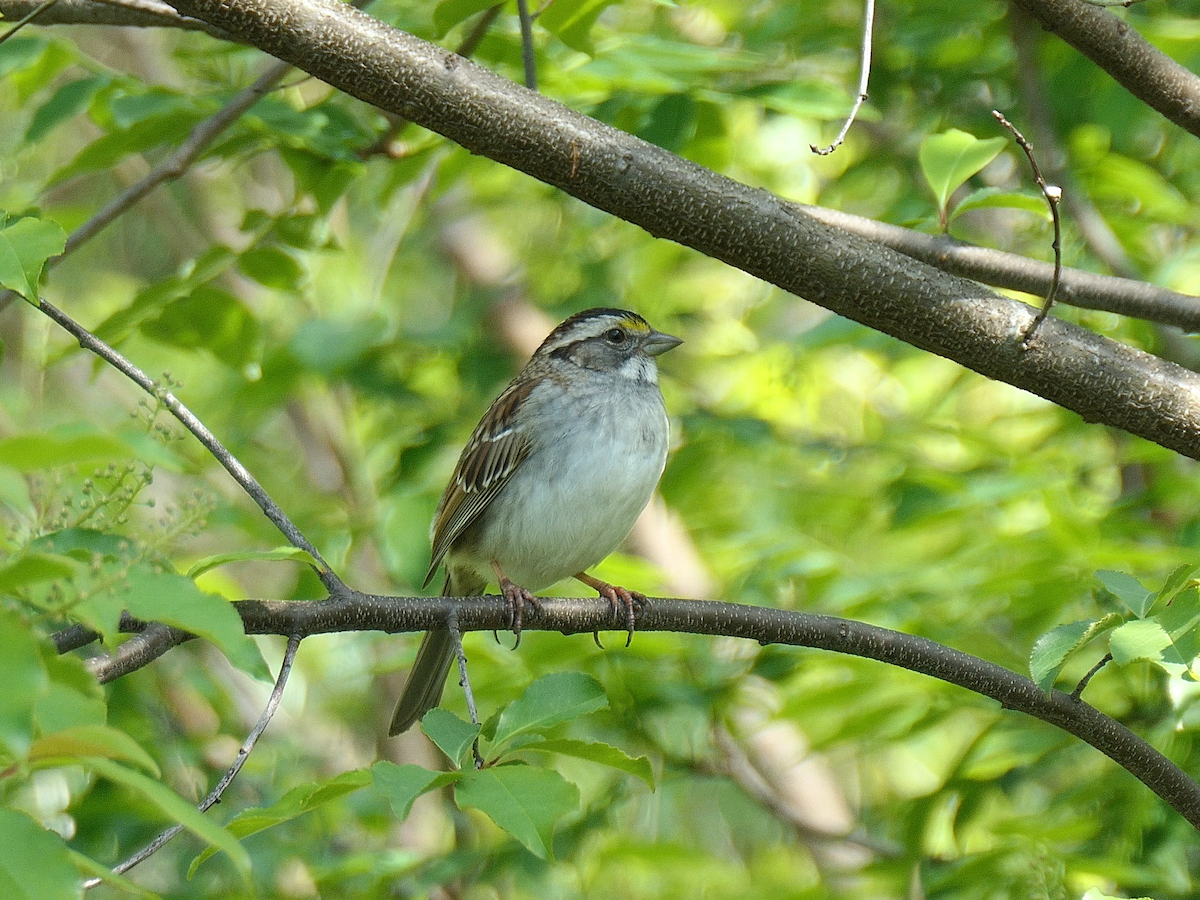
[423,377,539,586]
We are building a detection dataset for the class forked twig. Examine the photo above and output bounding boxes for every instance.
[992,109,1063,345]
[82,634,303,889]
[811,0,875,155]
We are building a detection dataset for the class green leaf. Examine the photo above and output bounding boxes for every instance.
[67,850,157,898]
[29,725,159,775]
[189,768,371,875]
[0,809,81,900]
[123,567,270,681]
[91,245,238,346]
[637,93,698,153]
[187,546,318,579]
[26,75,109,142]
[422,708,481,767]
[1097,569,1155,617]
[1029,614,1123,692]
[453,765,580,859]
[1150,563,1200,615]
[0,424,138,470]
[948,187,1049,222]
[432,0,496,37]
[372,761,461,821]
[517,737,655,788]
[0,215,66,303]
[491,673,608,750]
[1108,619,1173,666]
[33,651,107,734]
[73,757,251,885]
[0,608,48,757]
[539,0,620,54]
[237,245,305,292]
[918,129,1006,217]
[140,285,261,369]
[0,551,79,591]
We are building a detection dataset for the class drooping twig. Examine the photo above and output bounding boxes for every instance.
[447,613,485,769]
[515,0,537,91]
[811,0,874,155]
[992,110,1062,344]
[34,298,343,593]
[0,0,59,45]
[82,634,302,889]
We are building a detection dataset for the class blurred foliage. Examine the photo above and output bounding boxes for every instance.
[3,0,1200,897]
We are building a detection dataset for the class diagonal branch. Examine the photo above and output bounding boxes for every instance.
[159,0,1200,462]
[1009,0,1200,139]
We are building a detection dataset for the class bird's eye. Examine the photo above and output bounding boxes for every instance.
[604,328,625,344]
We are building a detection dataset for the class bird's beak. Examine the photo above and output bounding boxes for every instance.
[642,330,683,357]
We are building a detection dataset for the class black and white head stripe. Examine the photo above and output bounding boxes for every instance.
[536,308,651,355]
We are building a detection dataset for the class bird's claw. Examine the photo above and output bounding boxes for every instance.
[594,583,645,647]
[500,577,539,649]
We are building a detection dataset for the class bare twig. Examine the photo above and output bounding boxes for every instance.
[82,634,302,889]
[447,614,485,769]
[1072,653,1113,700]
[811,0,874,155]
[34,298,343,593]
[515,0,537,91]
[0,0,59,44]
[993,110,1062,345]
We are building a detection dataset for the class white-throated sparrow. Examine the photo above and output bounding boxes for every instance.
[389,308,682,735]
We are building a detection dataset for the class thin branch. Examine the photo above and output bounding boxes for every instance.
[61,591,1200,831]
[0,0,59,45]
[1007,2,1139,281]
[33,298,344,593]
[85,622,191,683]
[447,614,485,769]
[1072,652,1112,700]
[798,205,1200,331]
[992,110,1063,344]
[0,58,292,316]
[82,634,302,889]
[515,0,537,91]
[811,0,874,156]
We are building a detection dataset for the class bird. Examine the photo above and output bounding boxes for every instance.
[389,308,682,735]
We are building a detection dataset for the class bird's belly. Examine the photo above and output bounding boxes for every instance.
[465,403,667,590]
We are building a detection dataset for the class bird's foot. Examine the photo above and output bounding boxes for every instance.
[499,575,539,649]
[576,572,645,647]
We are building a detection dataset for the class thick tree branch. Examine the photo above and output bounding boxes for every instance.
[1009,0,1200,139]
[0,0,232,37]
[57,593,1200,831]
[159,0,1200,461]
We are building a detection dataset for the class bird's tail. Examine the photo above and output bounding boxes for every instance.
[388,570,485,736]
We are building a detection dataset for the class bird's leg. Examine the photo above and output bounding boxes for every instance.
[574,572,645,647]
[491,561,539,648]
